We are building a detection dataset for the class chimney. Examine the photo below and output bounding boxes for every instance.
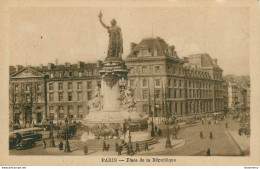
[48,63,54,70]
[39,64,43,69]
[130,42,137,51]
[213,58,218,65]
[183,57,189,63]
[65,62,71,67]
[77,61,84,68]
[97,60,102,68]
[15,65,23,71]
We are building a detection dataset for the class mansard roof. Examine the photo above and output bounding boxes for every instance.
[127,37,179,59]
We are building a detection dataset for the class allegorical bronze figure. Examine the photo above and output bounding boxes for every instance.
[98,11,123,58]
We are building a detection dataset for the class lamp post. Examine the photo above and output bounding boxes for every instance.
[64,118,71,152]
[50,120,56,147]
[127,117,133,154]
[165,115,171,148]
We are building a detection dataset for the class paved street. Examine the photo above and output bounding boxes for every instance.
[10,116,248,156]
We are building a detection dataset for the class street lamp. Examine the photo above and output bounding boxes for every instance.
[64,118,71,152]
[127,117,134,154]
[50,120,56,147]
[165,115,171,148]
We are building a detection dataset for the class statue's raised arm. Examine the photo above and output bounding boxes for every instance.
[98,11,109,29]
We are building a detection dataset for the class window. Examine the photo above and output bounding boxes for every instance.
[78,71,83,77]
[36,93,42,102]
[50,73,54,78]
[142,89,148,99]
[174,79,177,87]
[15,95,18,103]
[87,92,92,100]
[155,79,160,86]
[36,84,41,92]
[155,90,160,99]
[68,92,72,101]
[78,92,82,101]
[58,93,63,101]
[77,82,82,90]
[59,72,63,78]
[59,106,64,118]
[14,84,19,92]
[58,83,63,90]
[87,82,92,89]
[142,67,146,74]
[179,80,182,87]
[25,94,30,102]
[68,82,72,90]
[69,72,73,77]
[174,89,177,98]
[180,89,182,98]
[49,106,54,120]
[142,79,147,87]
[26,84,30,91]
[155,66,160,73]
[168,89,171,98]
[168,79,171,86]
[49,83,53,91]
[68,106,73,117]
[49,93,53,102]
[78,106,83,118]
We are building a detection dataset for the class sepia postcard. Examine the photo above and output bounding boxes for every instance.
[0,0,260,166]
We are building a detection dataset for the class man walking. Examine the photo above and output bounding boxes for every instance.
[103,141,106,151]
[225,122,228,128]
[200,131,203,139]
[210,132,213,139]
[207,148,211,156]
[145,142,149,151]
[43,140,46,149]
[84,143,88,155]
[135,142,140,152]
[59,141,63,150]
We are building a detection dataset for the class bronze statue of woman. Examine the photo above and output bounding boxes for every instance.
[98,11,123,59]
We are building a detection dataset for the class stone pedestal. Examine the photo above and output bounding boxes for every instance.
[99,59,128,113]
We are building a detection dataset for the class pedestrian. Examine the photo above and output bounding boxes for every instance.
[115,143,119,152]
[206,148,211,156]
[103,141,106,151]
[208,120,211,125]
[127,145,130,155]
[225,122,228,128]
[59,141,63,150]
[129,143,133,153]
[210,132,213,139]
[155,126,157,133]
[158,129,161,137]
[84,143,88,155]
[135,142,140,152]
[145,142,149,151]
[118,145,122,156]
[200,131,203,139]
[43,140,46,149]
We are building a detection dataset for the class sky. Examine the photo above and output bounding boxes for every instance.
[9,6,249,75]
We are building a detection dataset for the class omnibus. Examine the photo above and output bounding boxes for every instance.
[9,127,43,150]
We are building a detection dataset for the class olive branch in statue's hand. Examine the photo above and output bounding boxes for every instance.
[98,11,103,19]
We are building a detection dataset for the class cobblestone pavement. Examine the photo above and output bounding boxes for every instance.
[10,117,247,156]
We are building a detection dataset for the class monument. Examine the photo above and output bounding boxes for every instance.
[82,12,149,142]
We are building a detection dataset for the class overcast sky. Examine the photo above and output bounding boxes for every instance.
[9,6,249,75]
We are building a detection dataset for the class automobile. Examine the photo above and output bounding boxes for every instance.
[16,138,36,150]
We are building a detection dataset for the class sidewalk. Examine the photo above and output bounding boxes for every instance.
[228,130,250,155]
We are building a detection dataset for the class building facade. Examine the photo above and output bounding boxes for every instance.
[9,37,225,125]
[125,37,224,122]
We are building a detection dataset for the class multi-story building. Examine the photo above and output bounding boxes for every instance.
[9,37,225,126]
[125,37,224,121]
[9,61,101,125]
